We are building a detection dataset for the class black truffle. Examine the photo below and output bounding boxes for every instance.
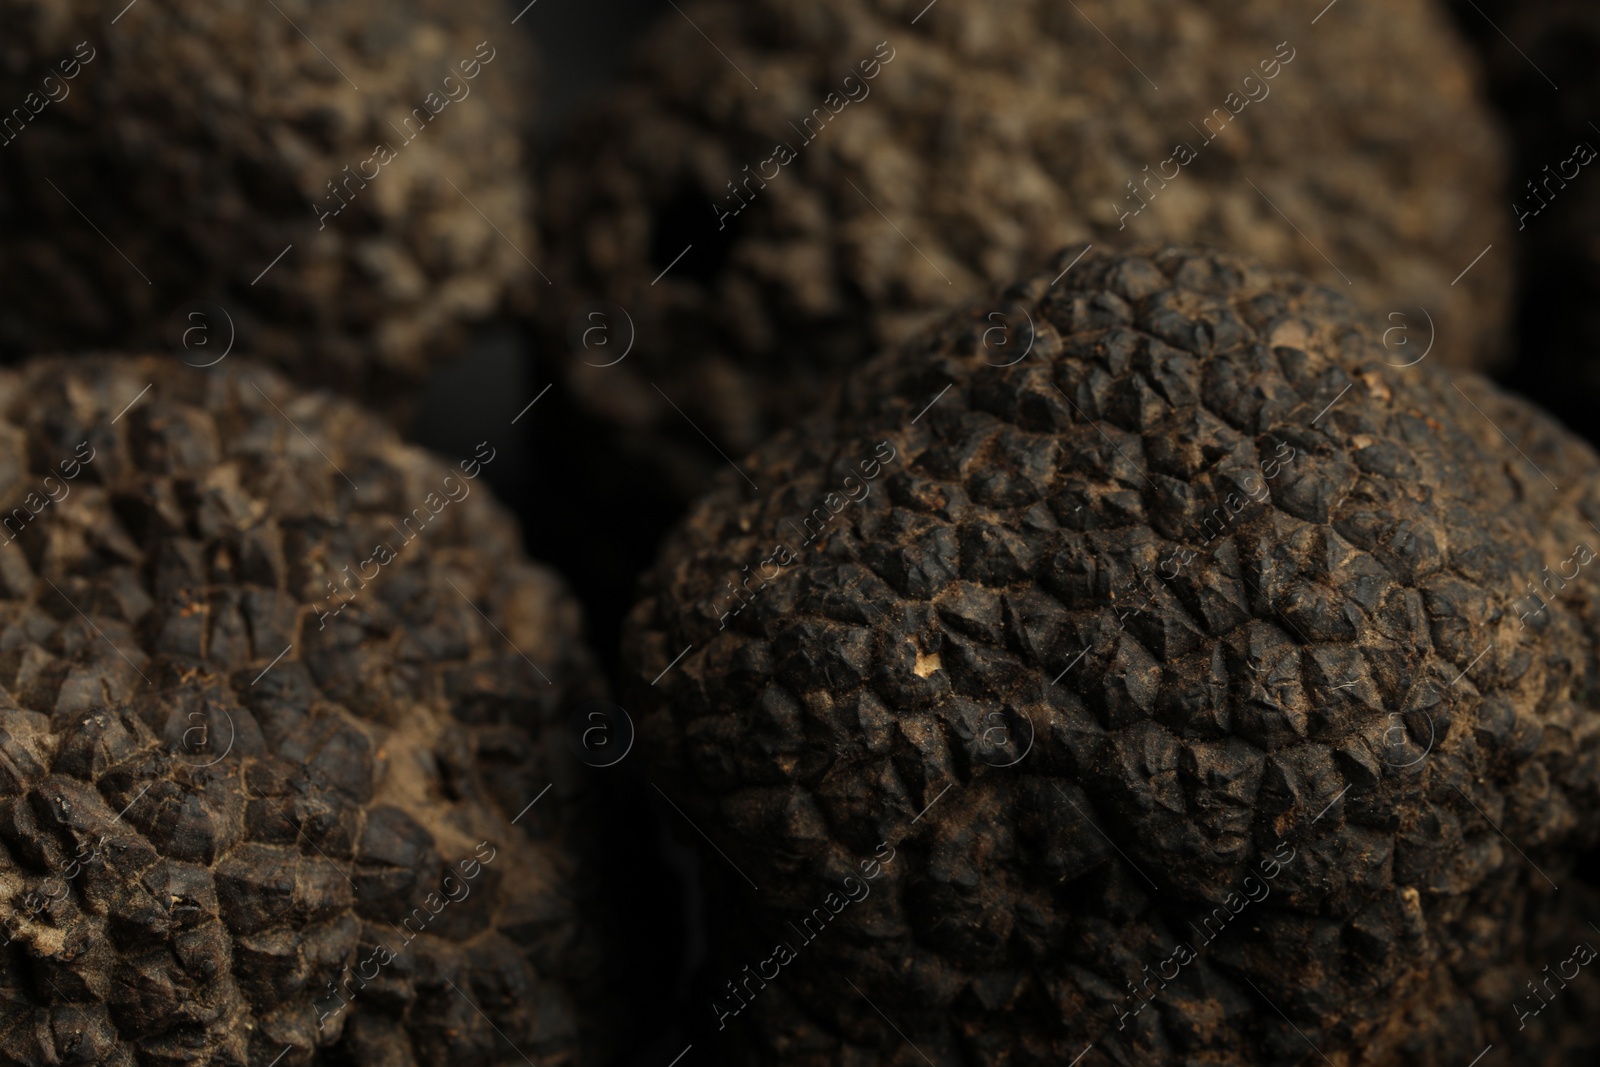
[0,356,612,1066]
[0,0,537,410]
[543,0,1512,501]
[626,247,1600,1065]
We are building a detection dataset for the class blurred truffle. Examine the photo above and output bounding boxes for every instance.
[625,247,1600,1065]
[542,0,1512,501]
[0,0,537,412]
[0,356,614,1066]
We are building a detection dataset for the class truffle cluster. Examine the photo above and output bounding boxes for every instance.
[0,357,611,1066]
[625,247,1600,1065]
[0,0,537,410]
[543,0,1511,499]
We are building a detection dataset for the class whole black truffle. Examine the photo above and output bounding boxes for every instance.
[626,247,1600,1065]
[0,0,537,409]
[543,0,1511,501]
[0,357,611,1065]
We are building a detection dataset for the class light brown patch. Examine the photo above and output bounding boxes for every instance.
[1357,370,1390,405]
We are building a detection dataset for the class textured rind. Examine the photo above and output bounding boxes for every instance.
[542,0,1511,499]
[625,247,1600,1065]
[0,357,608,1066]
[0,0,535,408]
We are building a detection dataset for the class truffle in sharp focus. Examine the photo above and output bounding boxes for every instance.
[625,246,1600,1065]
[0,356,614,1066]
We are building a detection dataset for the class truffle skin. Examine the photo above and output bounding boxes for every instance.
[0,1,536,407]
[542,0,1511,500]
[625,247,1600,1066]
[0,357,610,1066]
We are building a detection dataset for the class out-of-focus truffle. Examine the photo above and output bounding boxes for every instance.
[0,0,537,409]
[625,247,1600,1065]
[0,356,611,1066]
[543,0,1511,500]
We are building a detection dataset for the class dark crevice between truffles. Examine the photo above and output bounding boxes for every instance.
[650,184,747,287]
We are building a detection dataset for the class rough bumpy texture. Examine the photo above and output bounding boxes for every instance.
[543,0,1511,501]
[1446,0,1600,447]
[626,247,1600,1065]
[0,0,536,408]
[0,357,610,1066]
